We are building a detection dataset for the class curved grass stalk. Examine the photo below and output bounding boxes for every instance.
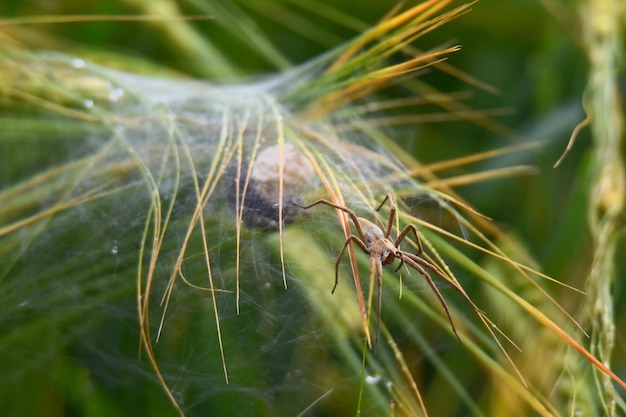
[121,125,185,416]
[264,96,289,291]
[293,139,373,346]
[578,0,625,414]
[153,109,234,388]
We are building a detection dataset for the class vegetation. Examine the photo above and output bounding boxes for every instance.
[1,0,624,416]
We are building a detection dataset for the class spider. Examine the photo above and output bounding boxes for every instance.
[297,193,482,346]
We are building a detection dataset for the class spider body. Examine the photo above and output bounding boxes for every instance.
[357,217,396,265]
[297,193,481,346]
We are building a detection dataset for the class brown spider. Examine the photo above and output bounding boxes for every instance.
[297,193,482,345]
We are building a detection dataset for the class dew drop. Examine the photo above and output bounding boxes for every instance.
[365,375,380,385]
[111,240,119,255]
[108,87,124,102]
[71,58,86,68]
[83,99,94,108]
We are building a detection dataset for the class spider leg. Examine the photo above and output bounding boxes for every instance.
[332,234,369,294]
[374,255,384,350]
[296,199,367,241]
[374,192,393,212]
[394,224,423,254]
[391,224,421,274]
[401,253,462,342]
[403,252,484,315]
[375,192,396,239]
[394,258,405,273]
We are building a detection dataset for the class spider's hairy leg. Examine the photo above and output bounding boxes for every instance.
[401,254,462,343]
[373,255,384,350]
[374,192,394,212]
[391,224,423,273]
[333,234,369,293]
[295,199,366,240]
[404,252,485,316]
[394,223,424,257]
[375,192,396,239]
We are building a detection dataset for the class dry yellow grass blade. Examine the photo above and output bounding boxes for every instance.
[0,15,211,25]
[326,0,454,73]
[318,47,460,117]
[410,141,541,175]
[294,144,374,347]
[553,115,591,168]
[425,165,538,189]
[302,1,474,120]
[265,97,289,291]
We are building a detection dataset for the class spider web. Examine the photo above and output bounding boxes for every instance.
[0,50,478,417]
